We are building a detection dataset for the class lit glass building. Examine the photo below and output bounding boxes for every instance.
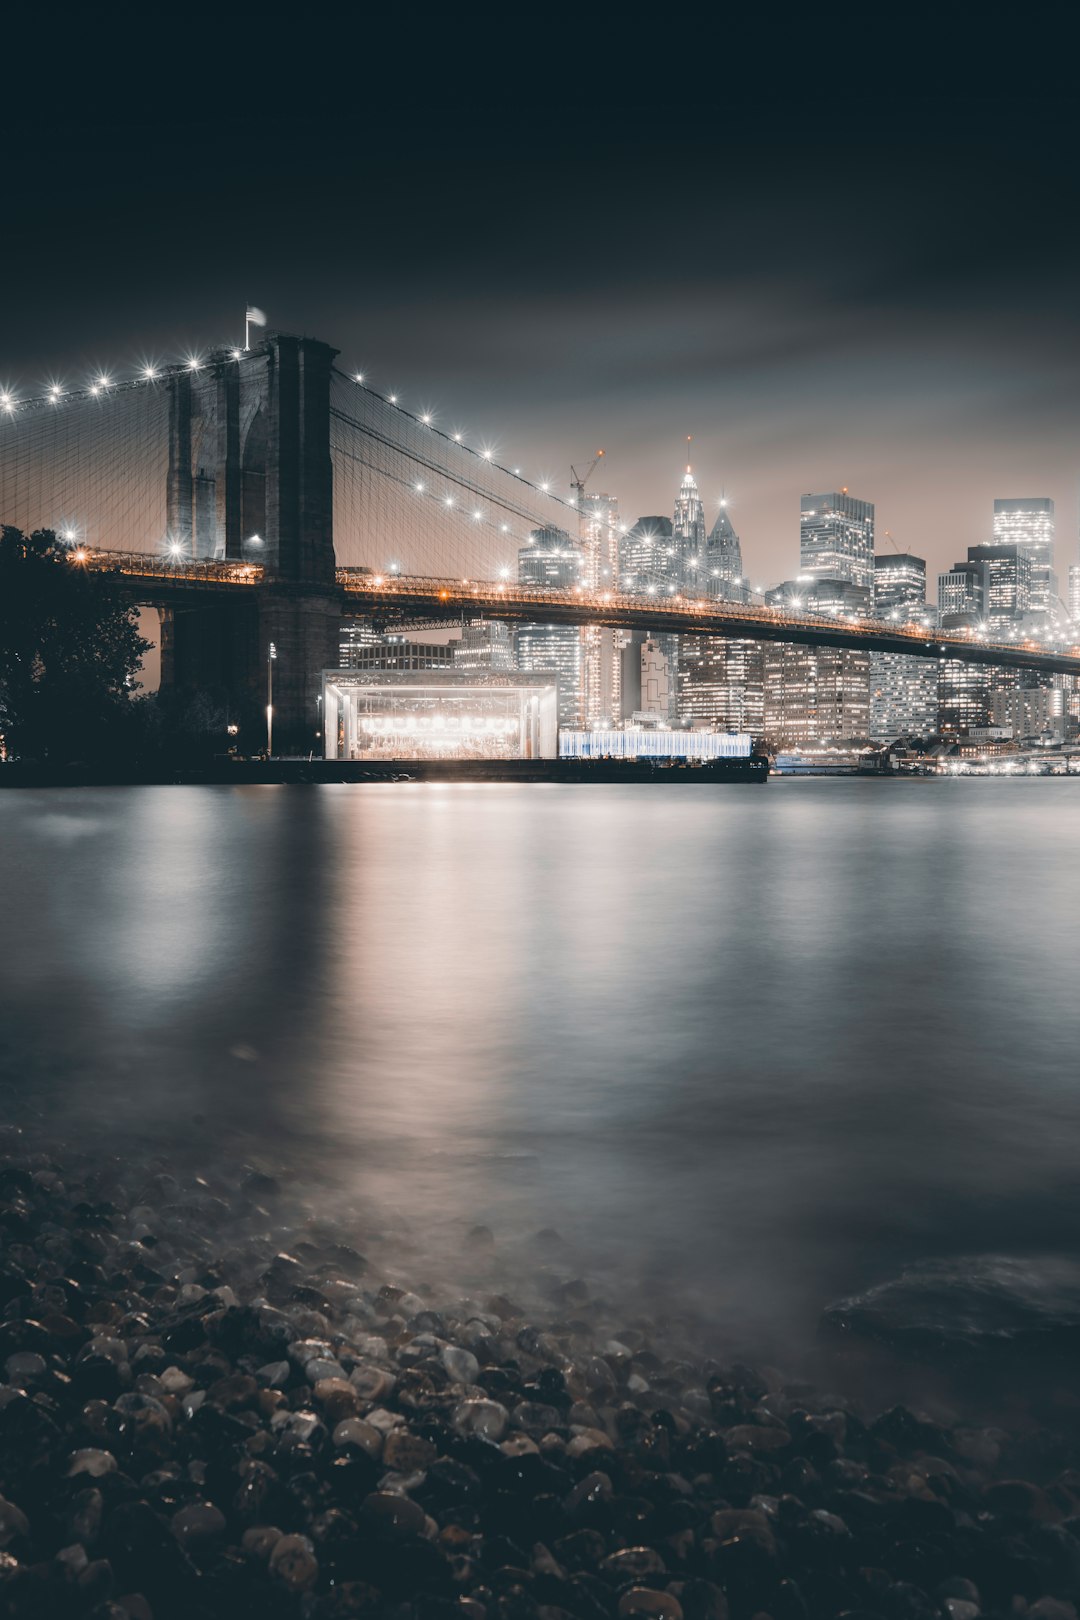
[514,623,582,728]
[800,491,875,593]
[938,660,1016,739]
[619,515,676,595]
[765,577,870,616]
[340,621,454,671]
[580,491,619,589]
[967,544,1031,626]
[678,635,764,736]
[869,655,939,742]
[873,552,927,619]
[517,526,584,588]
[763,644,870,747]
[703,502,749,601]
[938,561,985,622]
[673,463,706,584]
[322,671,558,761]
[453,620,515,672]
[993,498,1055,613]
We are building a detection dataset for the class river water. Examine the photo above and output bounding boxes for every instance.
[3,779,1080,1370]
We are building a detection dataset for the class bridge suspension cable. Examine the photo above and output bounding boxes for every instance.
[328,369,580,578]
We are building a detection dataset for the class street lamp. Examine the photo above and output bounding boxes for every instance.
[266,641,277,756]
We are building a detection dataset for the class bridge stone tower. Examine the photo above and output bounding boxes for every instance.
[165,334,341,752]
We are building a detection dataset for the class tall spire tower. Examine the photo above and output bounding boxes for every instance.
[673,437,706,588]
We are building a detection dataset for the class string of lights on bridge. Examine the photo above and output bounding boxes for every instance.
[0,344,600,541]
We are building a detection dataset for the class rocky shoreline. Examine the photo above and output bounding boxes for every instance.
[3,1125,1080,1620]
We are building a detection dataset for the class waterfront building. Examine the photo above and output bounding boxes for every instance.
[1070,563,1080,623]
[967,543,1031,626]
[678,635,765,735]
[517,526,584,589]
[938,659,1016,739]
[993,498,1055,613]
[868,552,935,739]
[322,670,558,761]
[453,620,515,673]
[800,491,875,593]
[763,644,870,747]
[873,552,927,619]
[869,655,939,742]
[703,502,748,601]
[990,685,1061,741]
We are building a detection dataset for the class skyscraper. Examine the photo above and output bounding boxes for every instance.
[800,491,875,594]
[938,561,985,622]
[518,526,584,588]
[514,623,582,728]
[619,516,676,595]
[993,498,1055,613]
[516,532,583,725]
[673,460,706,587]
[967,544,1031,625]
[580,491,619,590]
[869,551,936,741]
[678,636,764,734]
[703,502,748,601]
[873,553,927,620]
[763,645,870,747]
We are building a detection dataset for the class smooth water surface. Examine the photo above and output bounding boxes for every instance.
[3,779,1079,1354]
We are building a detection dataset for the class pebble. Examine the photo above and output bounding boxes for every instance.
[442,1343,480,1383]
[453,1397,510,1441]
[3,1132,1080,1620]
[269,1531,319,1591]
[66,1448,117,1478]
[170,1501,227,1545]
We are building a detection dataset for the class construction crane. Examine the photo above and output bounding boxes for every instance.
[570,449,605,511]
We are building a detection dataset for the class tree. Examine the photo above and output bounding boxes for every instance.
[0,527,150,761]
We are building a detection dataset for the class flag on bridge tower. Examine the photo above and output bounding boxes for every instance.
[244,306,267,349]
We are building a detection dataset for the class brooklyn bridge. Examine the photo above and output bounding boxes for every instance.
[3,329,1077,749]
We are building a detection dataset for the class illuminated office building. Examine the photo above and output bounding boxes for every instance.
[517,526,584,588]
[993,498,1055,613]
[514,623,582,729]
[340,621,454,672]
[800,491,875,593]
[703,502,748,601]
[763,644,870,747]
[938,562,985,622]
[678,635,764,735]
[873,552,927,619]
[453,620,515,673]
[580,491,619,590]
[938,660,1016,739]
[673,461,706,583]
[619,515,676,595]
[967,544,1031,625]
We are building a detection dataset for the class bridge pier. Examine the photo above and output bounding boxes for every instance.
[258,589,341,755]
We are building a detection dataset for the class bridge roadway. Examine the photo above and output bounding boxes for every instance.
[78,550,1080,678]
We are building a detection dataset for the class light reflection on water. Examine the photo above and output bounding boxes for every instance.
[3,778,1080,1352]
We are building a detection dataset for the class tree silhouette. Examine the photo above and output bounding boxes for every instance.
[0,527,150,761]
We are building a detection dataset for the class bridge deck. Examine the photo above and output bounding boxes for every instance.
[74,551,1080,676]
[337,573,1080,677]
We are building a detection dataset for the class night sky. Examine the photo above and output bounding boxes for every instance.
[6,18,1079,592]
